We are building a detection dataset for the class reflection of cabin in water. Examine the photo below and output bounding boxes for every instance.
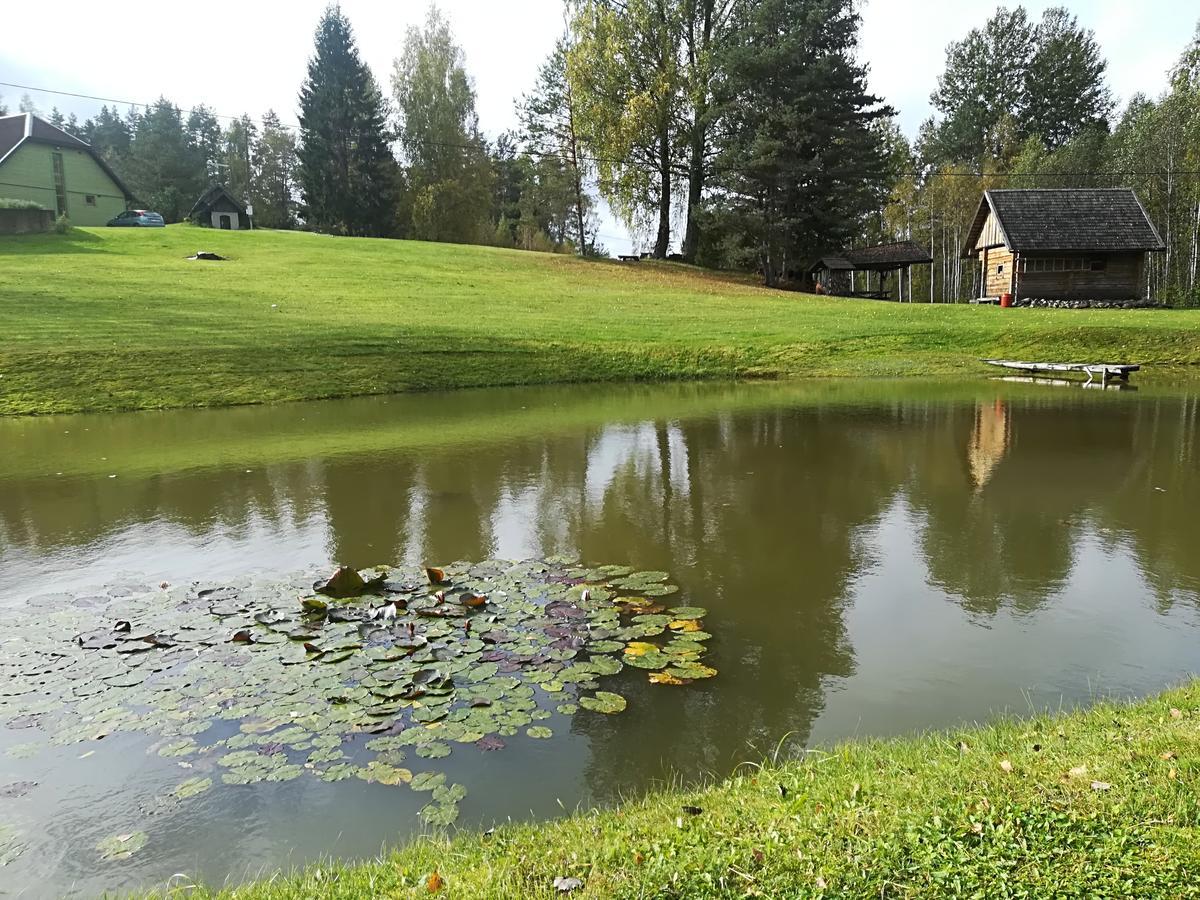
[962,189,1165,301]
[809,241,933,301]
[968,400,1011,491]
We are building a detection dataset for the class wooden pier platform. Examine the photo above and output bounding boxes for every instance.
[983,360,1140,384]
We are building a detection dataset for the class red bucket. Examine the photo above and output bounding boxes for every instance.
[1000,293,1014,309]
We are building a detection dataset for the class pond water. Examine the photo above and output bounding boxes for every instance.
[1,378,1199,896]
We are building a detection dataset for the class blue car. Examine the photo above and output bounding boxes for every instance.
[107,209,166,227]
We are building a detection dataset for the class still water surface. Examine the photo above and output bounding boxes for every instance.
[1,379,1199,895]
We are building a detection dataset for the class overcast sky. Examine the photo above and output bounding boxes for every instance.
[2,0,1195,252]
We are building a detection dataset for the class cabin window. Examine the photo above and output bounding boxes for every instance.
[85,195,97,206]
[1091,258,1107,272]
[997,264,1005,274]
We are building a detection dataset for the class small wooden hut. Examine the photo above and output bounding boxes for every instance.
[808,241,933,301]
[961,189,1165,302]
[188,185,252,230]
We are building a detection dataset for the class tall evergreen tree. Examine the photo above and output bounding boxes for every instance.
[18,94,38,115]
[252,110,300,229]
[298,4,399,236]
[49,107,66,129]
[391,5,492,244]
[187,105,224,185]
[713,0,891,286]
[124,98,206,221]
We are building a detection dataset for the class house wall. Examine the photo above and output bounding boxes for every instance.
[1017,252,1145,300]
[983,247,1015,297]
[0,143,127,226]
[974,209,1006,251]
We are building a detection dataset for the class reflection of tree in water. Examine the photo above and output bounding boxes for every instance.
[908,402,1140,615]
[568,408,901,804]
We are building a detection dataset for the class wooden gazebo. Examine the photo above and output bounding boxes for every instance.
[809,240,933,301]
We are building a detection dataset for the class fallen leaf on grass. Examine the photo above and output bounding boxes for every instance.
[553,876,584,893]
[1091,781,1112,791]
[1171,708,1184,720]
[999,760,1013,773]
[426,870,444,893]
[1162,751,1177,761]
[1068,765,1089,779]
[957,741,970,754]
[1169,768,1179,781]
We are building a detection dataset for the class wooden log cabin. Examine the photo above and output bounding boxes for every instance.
[962,189,1165,302]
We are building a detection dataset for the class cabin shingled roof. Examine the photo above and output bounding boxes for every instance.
[810,241,933,273]
[963,188,1165,257]
[188,184,249,219]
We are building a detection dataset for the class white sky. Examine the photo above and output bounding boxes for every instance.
[2,0,1195,253]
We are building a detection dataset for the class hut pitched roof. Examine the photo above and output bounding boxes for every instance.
[188,184,249,219]
[963,189,1165,256]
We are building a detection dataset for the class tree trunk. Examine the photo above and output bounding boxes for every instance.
[654,124,671,259]
[682,120,704,263]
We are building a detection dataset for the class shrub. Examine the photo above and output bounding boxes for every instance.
[0,198,46,210]
[53,214,72,234]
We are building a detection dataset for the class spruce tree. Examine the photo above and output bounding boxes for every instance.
[298,4,399,237]
[714,0,891,286]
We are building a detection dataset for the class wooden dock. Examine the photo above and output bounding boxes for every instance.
[983,360,1140,384]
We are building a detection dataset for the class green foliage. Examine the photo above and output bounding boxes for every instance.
[252,111,300,229]
[391,6,492,243]
[298,4,399,237]
[923,6,1113,165]
[52,214,71,234]
[3,227,1200,416]
[0,198,44,210]
[124,98,208,222]
[712,0,892,285]
[150,683,1200,898]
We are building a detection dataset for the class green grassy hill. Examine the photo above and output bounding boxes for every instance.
[1,226,1197,415]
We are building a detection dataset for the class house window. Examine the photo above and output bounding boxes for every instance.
[85,195,97,206]
[51,152,67,217]
[997,264,1005,273]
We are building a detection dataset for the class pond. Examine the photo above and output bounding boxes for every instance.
[1,378,1199,896]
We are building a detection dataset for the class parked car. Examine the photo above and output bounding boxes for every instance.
[107,209,166,227]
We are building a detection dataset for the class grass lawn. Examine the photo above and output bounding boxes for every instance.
[159,682,1200,898]
[2,226,1198,415]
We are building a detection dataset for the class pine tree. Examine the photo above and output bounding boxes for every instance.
[298,4,399,237]
[18,94,37,115]
[124,98,207,221]
[49,107,66,129]
[187,106,224,185]
[713,0,891,285]
[222,115,258,202]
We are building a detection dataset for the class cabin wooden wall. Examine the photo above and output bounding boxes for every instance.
[982,247,1015,297]
[1017,253,1145,300]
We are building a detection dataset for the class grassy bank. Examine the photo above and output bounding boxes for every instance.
[2,227,1199,416]
[165,683,1200,899]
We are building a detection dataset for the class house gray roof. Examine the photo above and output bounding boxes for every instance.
[188,184,249,219]
[0,113,135,202]
[964,189,1165,256]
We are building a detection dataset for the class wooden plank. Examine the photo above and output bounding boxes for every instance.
[983,359,1140,378]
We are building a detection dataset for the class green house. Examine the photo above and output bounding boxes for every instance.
[0,113,134,226]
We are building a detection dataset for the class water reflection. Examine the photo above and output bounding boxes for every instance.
[1,382,1199,895]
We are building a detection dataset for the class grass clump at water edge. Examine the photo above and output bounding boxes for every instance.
[156,682,1200,899]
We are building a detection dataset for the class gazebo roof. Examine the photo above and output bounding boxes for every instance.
[810,241,933,274]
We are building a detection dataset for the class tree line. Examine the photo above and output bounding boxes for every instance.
[883,7,1200,306]
[5,2,1198,301]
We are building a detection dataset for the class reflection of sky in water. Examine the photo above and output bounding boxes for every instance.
[1,383,1199,896]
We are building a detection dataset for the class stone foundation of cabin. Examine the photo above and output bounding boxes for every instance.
[1014,298,1166,310]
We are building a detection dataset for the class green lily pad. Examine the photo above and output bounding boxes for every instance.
[97,830,148,861]
[416,742,451,760]
[668,607,708,620]
[357,761,412,786]
[419,802,460,828]
[527,726,554,739]
[579,692,627,714]
[172,777,213,800]
[411,771,446,792]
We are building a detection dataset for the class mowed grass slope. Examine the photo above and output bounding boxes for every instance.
[2,226,1198,415]
[167,683,1200,899]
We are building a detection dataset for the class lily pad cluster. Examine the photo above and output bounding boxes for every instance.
[0,558,715,857]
